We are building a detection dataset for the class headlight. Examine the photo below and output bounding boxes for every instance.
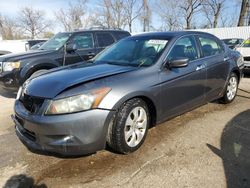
[45,87,111,115]
[3,61,21,72]
[16,87,23,100]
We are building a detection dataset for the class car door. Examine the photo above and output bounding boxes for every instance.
[159,35,206,120]
[65,33,97,65]
[95,32,116,54]
[197,35,229,101]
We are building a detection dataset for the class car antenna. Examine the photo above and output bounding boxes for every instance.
[63,43,67,66]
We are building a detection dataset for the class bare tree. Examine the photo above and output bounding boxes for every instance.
[92,0,127,29]
[179,0,203,29]
[55,0,88,31]
[238,0,249,26]
[155,0,182,31]
[123,0,143,33]
[220,13,238,27]
[18,7,50,39]
[140,0,151,31]
[202,0,225,28]
[0,14,23,39]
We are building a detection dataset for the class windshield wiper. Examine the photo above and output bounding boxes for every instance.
[105,61,139,66]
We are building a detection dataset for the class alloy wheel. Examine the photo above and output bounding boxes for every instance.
[227,76,237,101]
[124,107,147,147]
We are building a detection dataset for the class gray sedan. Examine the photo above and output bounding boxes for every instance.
[13,31,244,156]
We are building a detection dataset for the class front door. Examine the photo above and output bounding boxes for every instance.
[65,33,97,65]
[159,36,206,120]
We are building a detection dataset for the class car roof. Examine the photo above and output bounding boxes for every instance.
[222,38,243,40]
[70,29,129,34]
[131,31,217,39]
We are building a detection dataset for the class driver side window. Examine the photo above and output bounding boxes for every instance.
[168,36,198,61]
[71,33,94,49]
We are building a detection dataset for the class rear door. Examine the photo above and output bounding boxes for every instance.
[65,32,96,65]
[197,35,229,101]
[95,32,116,54]
[159,35,206,120]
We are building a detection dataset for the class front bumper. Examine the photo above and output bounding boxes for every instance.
[244,61,250,69]
[13,100,115,156]
[0,71,19,90]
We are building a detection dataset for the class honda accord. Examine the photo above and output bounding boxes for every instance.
[13,31,244,156]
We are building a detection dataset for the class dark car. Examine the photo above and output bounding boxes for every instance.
[13,31,244,156]
[29,41,46,50]
[0,29,130,90]
[222,38,244,49]
[25,39,48,51]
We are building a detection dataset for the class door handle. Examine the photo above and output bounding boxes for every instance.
[196,64,206,71]
[224,57,230,61]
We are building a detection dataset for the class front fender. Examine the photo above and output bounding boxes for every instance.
[100,89,158,111]
[20,59,59,83]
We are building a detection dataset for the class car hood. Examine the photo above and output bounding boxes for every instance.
[235,47,250,57]
[24,63,137,98]
[0,50,54,62]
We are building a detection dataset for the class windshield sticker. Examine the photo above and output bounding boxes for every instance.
[148,40,168,45]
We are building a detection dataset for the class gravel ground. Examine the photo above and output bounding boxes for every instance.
[0,77,250,188]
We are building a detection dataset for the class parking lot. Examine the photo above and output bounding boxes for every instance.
[0,75,250,188]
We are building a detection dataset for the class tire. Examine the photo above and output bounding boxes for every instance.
[107,98,150,154]
[220,72,238,104]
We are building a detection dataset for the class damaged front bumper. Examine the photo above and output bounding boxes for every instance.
[13,100,115,156]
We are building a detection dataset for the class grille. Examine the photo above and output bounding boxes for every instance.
[244,57,250,61]
[20,94,44,114]
[0,62,2,73]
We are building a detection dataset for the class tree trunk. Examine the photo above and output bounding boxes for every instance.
[238,0,249,26]
[213,3,221,28]
[129,22,132,33]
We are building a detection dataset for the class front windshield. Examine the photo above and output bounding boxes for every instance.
[39,33,72,50]
[94,37,169,67]
[222,39,239,45]
[242,39,250,47]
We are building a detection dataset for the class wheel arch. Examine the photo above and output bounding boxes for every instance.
[231,68,241,82]
[111,93,158,128]
[20,59,59,83]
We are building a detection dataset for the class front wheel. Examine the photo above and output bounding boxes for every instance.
[220,72,238,104]
[107,98,150,154]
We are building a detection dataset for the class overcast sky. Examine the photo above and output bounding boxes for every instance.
[0,0,242,33]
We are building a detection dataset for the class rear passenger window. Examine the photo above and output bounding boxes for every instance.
[114,32,130,40]
[199,37,222,57]
[96,33,115,47]
[168,36,198,61]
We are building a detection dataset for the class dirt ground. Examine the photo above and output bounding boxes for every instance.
[0,76,250,188]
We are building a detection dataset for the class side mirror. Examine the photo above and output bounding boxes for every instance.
[66,43,77,53]
[168,58,189,69]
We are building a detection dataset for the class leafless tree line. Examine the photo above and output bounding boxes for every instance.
[0,0,248,40]
[0,7,51,40]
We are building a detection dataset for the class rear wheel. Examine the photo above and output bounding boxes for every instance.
[107,98,150,154]
[220,72,238,104]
